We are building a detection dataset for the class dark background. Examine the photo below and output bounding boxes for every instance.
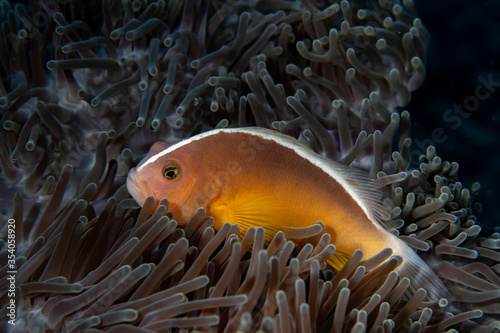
[409,1,500,229]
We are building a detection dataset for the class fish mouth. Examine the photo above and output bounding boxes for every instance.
[126,168,151,206]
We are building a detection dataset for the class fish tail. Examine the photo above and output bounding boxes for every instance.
[396,240,450,302]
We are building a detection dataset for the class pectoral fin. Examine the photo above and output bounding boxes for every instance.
[326,251,352,271]
[211,196,292,245]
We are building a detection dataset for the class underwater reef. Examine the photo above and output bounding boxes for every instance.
[0,0,499,332]
[410,0,500,230]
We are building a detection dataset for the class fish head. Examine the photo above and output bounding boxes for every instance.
[126,140,206,225]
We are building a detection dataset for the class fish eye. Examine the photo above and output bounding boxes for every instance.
[163,164,180,180]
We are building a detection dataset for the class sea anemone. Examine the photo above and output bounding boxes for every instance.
[0,0,499,332]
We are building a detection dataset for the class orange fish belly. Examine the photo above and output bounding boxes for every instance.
[196,132,393,268]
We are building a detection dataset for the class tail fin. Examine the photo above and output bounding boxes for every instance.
[395,238,450,302]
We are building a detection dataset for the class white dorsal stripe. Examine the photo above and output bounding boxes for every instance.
[137,128,233,171]
[137,127,384,231]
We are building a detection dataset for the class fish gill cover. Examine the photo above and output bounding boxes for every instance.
[0,0,498,332]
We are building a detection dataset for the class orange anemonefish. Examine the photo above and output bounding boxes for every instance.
[127,127,447,300]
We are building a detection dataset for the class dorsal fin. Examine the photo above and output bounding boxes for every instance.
[238,127,400,231]
[321,160,401,231]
